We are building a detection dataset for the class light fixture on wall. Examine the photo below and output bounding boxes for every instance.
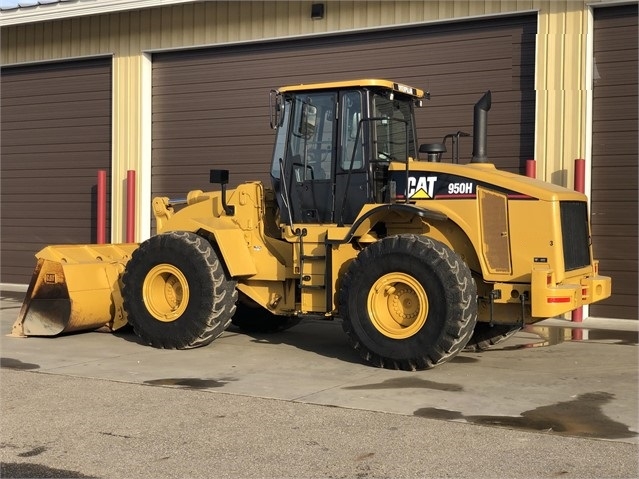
[311,3,325,20]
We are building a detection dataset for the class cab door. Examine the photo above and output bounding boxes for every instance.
[334,90,369,226]
[287,92,336,224]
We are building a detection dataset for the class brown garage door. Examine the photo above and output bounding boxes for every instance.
[0,58,112,285]
[152,14,535,198]
[590,4,638,319]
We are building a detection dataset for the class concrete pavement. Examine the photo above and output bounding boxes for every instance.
[1,290,638,478]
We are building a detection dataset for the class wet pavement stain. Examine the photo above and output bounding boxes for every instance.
[355,452,375,461]
[0,462,97,478]
[0,357,40,370]
[17,446,47,458]
[144,377,237,389]
[343,377,463,392]
[414,391,638,440]
[515,326,639,349]
[98,431,133,439]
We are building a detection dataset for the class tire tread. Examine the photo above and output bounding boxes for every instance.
[122,231,237,349]
[339,234,477,371]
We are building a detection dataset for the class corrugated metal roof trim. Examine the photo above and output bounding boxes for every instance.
[1,0,78,12]
[0,0,194,24]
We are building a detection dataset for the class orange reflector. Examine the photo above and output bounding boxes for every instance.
[547,297,571,303]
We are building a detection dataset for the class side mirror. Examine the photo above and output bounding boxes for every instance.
[269,90,284,130]
[210,169,234,216]
[210,169,229,185]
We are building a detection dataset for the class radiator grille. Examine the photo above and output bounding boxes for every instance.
[560,201,591,271]
[478,188,512,274]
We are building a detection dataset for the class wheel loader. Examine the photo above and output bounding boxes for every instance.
[12,79,612,370]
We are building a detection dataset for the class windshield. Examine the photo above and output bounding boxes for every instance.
[371,93,416,162]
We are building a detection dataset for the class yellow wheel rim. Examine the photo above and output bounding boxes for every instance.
[143,264,189,322]
[367,272,428,339]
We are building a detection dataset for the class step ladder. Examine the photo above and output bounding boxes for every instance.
[295,228,329,312]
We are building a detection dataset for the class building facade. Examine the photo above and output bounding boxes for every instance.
[1,0,637,319]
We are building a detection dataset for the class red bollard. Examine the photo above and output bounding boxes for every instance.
[97,170,107,244]
[574,159,585,194]
[126,170,136,243]
[526,159,536,178]
[572,158,586,340]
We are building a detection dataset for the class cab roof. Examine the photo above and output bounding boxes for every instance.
[277,79,425,99]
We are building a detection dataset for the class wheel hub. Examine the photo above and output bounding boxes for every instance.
[391,288,420,324]
[143,264,190,322]
[368,273,428,339]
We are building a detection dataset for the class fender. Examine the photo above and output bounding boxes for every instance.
[328,203,448,245]
[190,216,258,278]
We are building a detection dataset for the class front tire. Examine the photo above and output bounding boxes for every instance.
[339,234,477,371]
[122,231,237,349]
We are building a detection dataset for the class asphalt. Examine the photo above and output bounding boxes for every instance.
[1,290,638,478]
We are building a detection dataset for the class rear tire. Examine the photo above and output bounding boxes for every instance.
[232,295,301,333]
[339,234,477,371]
[122,231,237,349]
[464,323,521,352]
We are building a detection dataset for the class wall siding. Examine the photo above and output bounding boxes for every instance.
[0,0,608,241]
[150,14,536,204]
[0,58,113,283]
[589,4,638,319]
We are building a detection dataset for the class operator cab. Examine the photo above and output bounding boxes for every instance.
[269,79,424,226]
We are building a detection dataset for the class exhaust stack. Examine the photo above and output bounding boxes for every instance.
[471,91,491,163]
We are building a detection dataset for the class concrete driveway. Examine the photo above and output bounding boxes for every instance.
[2,291,637,444]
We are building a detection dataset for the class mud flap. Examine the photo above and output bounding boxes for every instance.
[11,244,138,337]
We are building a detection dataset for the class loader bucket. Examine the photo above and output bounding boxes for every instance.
[11,243,139,337]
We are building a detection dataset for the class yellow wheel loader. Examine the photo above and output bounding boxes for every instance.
[12,79,612,370]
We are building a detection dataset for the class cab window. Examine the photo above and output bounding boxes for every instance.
[372,93,415,162]
[340,91,364,171]
[288,93,335,182]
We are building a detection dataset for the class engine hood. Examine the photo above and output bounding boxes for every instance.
[389,161,586,203]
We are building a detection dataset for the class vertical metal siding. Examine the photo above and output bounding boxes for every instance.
[0,0,609,265]
[589,4,638,320]
[150,15,536,203]
[535,1,591,186]
[0,58,112,284]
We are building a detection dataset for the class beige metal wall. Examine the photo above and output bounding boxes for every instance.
[0,0,606,241]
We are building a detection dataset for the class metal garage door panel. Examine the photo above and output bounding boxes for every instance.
[0,58,112,285]
[152,15,536,199]
[590,4,638,319]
